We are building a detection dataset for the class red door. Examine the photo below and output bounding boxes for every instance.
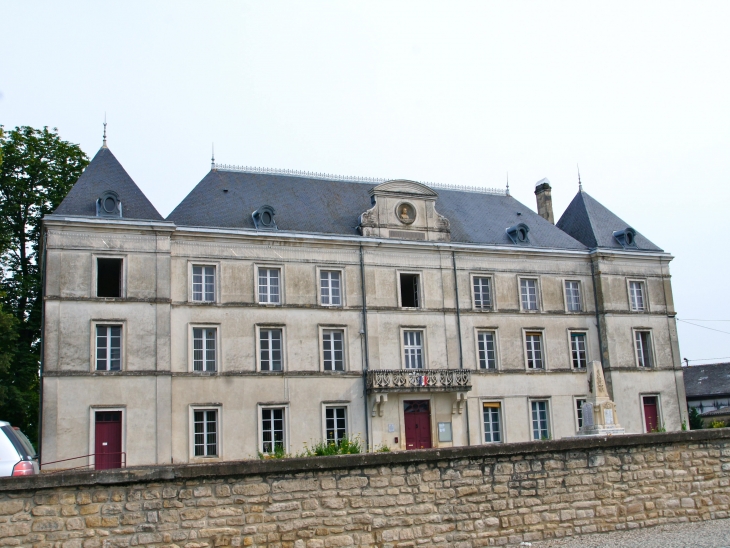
[643,397,658,432]
[95,411,122,470]
[404,400,432,449]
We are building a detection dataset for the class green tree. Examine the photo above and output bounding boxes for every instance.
[0,126,88,445]
[688,406,704,430]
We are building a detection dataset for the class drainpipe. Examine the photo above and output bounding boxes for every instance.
[359,245,370,450]
[38,226,48,466]
[451,251,470,446]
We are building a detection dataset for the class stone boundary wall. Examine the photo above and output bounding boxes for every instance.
[2,430,730,547]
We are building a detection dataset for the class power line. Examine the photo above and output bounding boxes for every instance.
[685,357,730,363]
[676,319,730,336]
[680,319,730,322]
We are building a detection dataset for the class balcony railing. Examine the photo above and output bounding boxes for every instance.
[366,369,471,393]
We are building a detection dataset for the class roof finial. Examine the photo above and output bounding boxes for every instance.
[577,163,583,192]
[506,172,510,196]
[102,113,108,148]
[211,143,216,171]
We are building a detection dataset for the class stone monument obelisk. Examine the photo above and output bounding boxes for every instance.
[578,361,625,436]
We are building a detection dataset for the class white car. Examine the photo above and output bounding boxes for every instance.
[0,421,39,476]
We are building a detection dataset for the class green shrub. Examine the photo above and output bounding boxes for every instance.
[710,420,726,429]
[257,444,288,460]
[299,436,362,457]
[688,407,704,430]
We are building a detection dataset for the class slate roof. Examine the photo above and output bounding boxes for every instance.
[54,147,163,221]
[556,190,662,252]
[699,406,730,418]
[166,170,586,249]
[683,363,730,398]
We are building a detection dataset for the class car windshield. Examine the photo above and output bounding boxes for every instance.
[12,427,37,458]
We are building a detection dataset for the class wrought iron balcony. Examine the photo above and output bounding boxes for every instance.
[366,369,472,393]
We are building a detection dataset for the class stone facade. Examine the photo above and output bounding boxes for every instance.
[3,430,730,547]
[40,149,688,469]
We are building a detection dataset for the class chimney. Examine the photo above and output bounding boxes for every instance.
[534,178,554,224]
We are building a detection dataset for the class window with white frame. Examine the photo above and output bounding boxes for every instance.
[565,281,582,312]
[96,325,122,371]
[192,265,215,302]
[261,408,285,454]
[570,332,587,369]
[325,407,347,445]
[259,328,283,371]
[193,327,217,372]
[635,330,653,367]
[629,280,646,311]
[525,332,544,369]
[473,276,492,310]
[322,329,344,371]
[399,273,420,308]
[258,268,281,304]
[531,400,550,440]
[575,398,587,430]
[477,331,497,370]
[483,403,502,443]
[520,278,539,311]
[320,270,342,306]
[403,330,424,369]
[193,409,218,457]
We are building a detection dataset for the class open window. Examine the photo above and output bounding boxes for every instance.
[97,258,122,298]
[400,273,420,308]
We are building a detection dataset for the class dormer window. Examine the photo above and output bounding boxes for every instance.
[96,191,122,218]
[613,227,637,249]
[253,205,277,230]
[506,223,530,245]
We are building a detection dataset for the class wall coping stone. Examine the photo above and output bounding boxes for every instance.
[3,429,728,492]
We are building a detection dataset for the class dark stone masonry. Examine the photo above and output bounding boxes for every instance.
[2,430,730,547]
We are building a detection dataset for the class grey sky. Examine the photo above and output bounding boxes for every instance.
[2,1,729,364]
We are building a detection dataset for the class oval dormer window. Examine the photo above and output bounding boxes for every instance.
[252,205,277,230]
[97,191,122,218]
[506,223,530,245]
[613,227,637,249]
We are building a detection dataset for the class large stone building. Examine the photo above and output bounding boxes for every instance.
[39,141,687,469]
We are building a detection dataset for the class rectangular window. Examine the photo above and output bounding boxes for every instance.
[525,332,544,369]
[477,331,497,370]
[261,408,285,454]
[403,330,423,369]
[473,276,492,310]
[531,401,550,440]
[322,329,344,371]
[193,328,217,372]
[565,281,582,312]
[576,398,587,429]
[96,325,122,371]
[570,333,587,369]
[520,278,538,311]
[483,403,502,443]
[192,265,215,302]
[260,329,283,371]
[635,331,653,367]
[629,281,645,311]
[97,258,122,298]
[325,407,347,445]
[400,273,420,308]
[320,271,342,306]
[193,409,218,457]
[258,268,281,304]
